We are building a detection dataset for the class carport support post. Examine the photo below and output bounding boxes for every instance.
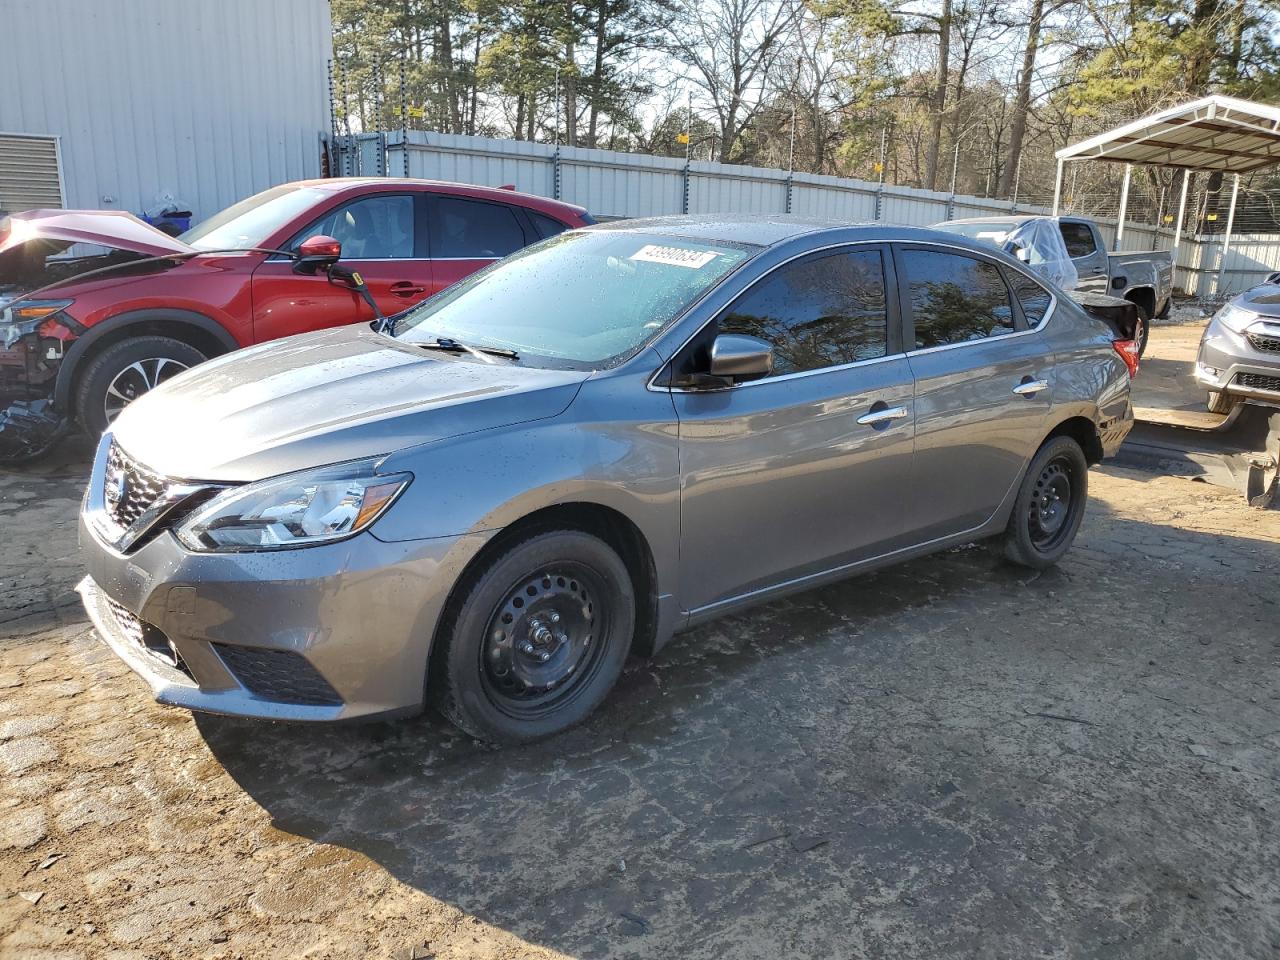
[1216,172,1241,296]
[1171,169,1191,294]
[1114,163,1132,252]
[1051,158,1063,216]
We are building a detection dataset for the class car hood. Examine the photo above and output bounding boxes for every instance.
[0,209,192,262]
[111,325,589,481]
[1236,282,1280,319]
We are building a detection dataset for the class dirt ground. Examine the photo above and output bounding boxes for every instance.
[1,440,1278,960]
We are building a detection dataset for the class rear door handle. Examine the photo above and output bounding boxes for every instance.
[1012,378,1049,396]
[856,405,909,426]
[390,281,427,296]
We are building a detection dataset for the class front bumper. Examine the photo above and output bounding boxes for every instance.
[1196,320,1280,406]
[79,509,493,722]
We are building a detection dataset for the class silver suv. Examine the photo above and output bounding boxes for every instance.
[79,217,1135,743]
[1196,277,1280,413]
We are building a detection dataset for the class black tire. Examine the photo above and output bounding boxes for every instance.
[1133,303,1152,357]
[1206,390,1239,415]
[75,336,206,435]
[1003,436,1089,570]
[434,529,635,744]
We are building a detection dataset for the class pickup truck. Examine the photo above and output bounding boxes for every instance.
[935,215,1174,355]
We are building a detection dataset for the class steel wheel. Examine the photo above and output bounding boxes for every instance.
[1026,456,1078,552]
[480,563,611,719]
[103,357,190,424]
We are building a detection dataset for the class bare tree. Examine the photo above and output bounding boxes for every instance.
[663,0,802,161]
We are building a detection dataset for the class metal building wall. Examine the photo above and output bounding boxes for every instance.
[388,130,1280,296]
[1,0,332,221]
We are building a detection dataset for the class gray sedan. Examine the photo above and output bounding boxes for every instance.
[78,217,1135,743]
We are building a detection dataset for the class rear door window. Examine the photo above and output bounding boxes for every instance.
[898,248,1016,349]
[1059,222,1098,258]
[718,248,890,377]
[433,197,528,258]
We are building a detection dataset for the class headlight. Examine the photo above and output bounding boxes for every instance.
[2,298,75,348]
[1214,302,1257,334]
[175,460,411,552]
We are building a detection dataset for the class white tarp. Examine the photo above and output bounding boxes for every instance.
[1004,218,1079,291]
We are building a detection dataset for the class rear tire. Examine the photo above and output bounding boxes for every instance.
[434,529,635,744]
[75,336,205,436]
[1003,436,1089,570]
[1206,390,1239,415]
[1133,303,1152,357]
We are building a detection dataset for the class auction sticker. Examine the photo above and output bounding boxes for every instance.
[630,244,720,268]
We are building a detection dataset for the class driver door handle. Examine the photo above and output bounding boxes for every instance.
[390,281,427,296]
[1013,378,1049,396]
[856,405,909,426]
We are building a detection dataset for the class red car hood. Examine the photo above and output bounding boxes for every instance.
[0,209,193,261]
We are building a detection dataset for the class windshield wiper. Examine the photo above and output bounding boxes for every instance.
[417,337,519,363]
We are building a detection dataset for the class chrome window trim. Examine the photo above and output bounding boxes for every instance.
[668,351,909,393]
[648,237,1056,393]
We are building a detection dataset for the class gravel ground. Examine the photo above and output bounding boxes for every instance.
[1,443,1278,960]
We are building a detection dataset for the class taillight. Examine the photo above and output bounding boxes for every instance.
[1112,339,1140,378]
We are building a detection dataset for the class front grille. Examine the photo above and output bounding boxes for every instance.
[1234,372,1280,393]
[105,441,169,529]
[104,597,191,676]
[211,644,342,706]
[1246,332,1280,354]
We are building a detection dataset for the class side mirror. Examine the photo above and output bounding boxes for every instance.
[709,334,773,383]
[293,234,342,275]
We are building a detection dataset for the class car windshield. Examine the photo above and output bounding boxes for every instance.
[392,230,755,366]
[180,184,327,251]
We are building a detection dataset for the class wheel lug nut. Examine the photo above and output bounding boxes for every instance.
[549,611,560,623]
[538,650,551,662]
[520,642,535,655]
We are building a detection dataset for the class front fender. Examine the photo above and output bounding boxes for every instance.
[371,370,682,593]
[53,308,240,413]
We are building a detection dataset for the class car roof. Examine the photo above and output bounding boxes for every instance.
[587,214,1010,252]
[287,177,589,218]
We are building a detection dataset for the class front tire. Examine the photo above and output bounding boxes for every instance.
[1206,390,1239,415]
[75,336,205,436]
[434,529,635,744]
[1003,436,1089,569]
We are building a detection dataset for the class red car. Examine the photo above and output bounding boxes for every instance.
[0,179,592,457]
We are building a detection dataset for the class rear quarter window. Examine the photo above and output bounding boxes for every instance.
[530,212,571,239]
[1008,273,1052,327]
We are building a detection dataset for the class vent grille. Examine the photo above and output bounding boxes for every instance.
[212,644,342,706]
[104,596,190,676]
[1246,332,1280,355]
[105,441,169,529]
[1234,372,1280,393]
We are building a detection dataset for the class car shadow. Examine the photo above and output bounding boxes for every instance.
[195,537,1078,955]
[187,489,1280,955]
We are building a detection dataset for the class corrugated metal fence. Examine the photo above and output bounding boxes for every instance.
[363,130,1280,299]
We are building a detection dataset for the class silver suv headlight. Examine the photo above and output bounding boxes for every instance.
[175,460,411,552]
[1214,302,1258,334]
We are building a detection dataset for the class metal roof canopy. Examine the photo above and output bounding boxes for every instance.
[1051,96,1280,296]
